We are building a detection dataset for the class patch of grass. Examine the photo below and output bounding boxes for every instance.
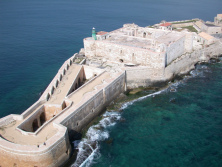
[74,58,84,64]
[182,26,198,32]
[172,20,195,24]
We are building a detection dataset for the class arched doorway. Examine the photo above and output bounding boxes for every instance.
[40,112,46,125]
[75,83,78,90]
[32,119,39,132]
[143,32,146,38]
[78,78,81,87]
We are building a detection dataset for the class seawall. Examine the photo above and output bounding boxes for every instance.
[125,41,222,88]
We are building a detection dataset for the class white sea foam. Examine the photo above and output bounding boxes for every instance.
[189,64,212,78]
[72,111,121,167]
[121,90,164,110]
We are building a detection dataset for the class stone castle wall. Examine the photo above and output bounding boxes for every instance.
[126,67,165,88]
[60,72,125,139]
[125,41,222,88]
[84,39,165,68]
[166,36,185,65]
[0,123,71,167]
[171,22,194,28]
[0,56,126,167]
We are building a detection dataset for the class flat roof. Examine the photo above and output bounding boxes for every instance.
[198,32,215,40]
[106,35,153,49]
[205,23,220,27]
[97,31,108,35]
[159,22,172,27]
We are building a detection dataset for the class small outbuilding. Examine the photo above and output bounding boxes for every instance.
[198,32,217,45]
[158,22,172,31]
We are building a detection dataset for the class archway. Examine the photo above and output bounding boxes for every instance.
[32,119,39,132]
[143,32,146,38]
[78,78,81,87]
[40,112,46,125]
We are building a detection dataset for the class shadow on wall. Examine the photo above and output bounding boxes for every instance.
[18,101,71,133]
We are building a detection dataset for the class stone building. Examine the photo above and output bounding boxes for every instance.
[84,23,193,72]
[158,22,172,31]
[198,32,217,45]
[0,54,126,167]
[214,14,222,26]
[195,19,222,34]
[1,15,222,167]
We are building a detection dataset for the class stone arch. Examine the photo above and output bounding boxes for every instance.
[46,93,50,101]
[143,32,146,38]
[51,86,55,95]
[32,119,39,132]
[40,112,46,125]
[67,64,69,70]
[60,74,63,81]
[70,59,72,65]
[78,77,81,87]
[63,69,66,75]
[75,83,78,90]
[55,80,59,88]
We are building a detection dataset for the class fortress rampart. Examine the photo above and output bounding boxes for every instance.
[0,53,125,166]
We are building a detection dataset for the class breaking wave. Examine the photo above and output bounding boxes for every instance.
[71,111,121,167]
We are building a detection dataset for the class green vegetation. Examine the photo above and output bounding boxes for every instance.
[172,20,195,24]
[182,26,198,32]
[74,58,84,64]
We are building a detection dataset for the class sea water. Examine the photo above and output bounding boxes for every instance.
[0,0,222,167]
[74,63,222,167]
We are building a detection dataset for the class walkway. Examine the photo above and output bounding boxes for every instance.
[48,65,82,104]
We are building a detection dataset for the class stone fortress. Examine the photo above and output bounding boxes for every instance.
[0,14,222,167]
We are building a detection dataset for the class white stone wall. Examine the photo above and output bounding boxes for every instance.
[61,72,125,132]
[166,36,185,65]
[85,39,165,68]
[184,33,194,52]
[207,26,222,34]
[126,67,165,88]
[84,38,96,57]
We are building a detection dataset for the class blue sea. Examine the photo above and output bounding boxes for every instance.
[0,0,222,167]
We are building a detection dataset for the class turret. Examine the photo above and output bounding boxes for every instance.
[92,27,97,40]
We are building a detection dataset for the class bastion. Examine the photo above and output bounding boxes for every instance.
[0,14,222,167]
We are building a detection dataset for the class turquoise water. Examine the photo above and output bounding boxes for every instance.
[0,0,221,118]
[71,63,222,167]
[0,0,222,167]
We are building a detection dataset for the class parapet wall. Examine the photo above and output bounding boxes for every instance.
[0,123,71,167]
[40,53,78,102]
